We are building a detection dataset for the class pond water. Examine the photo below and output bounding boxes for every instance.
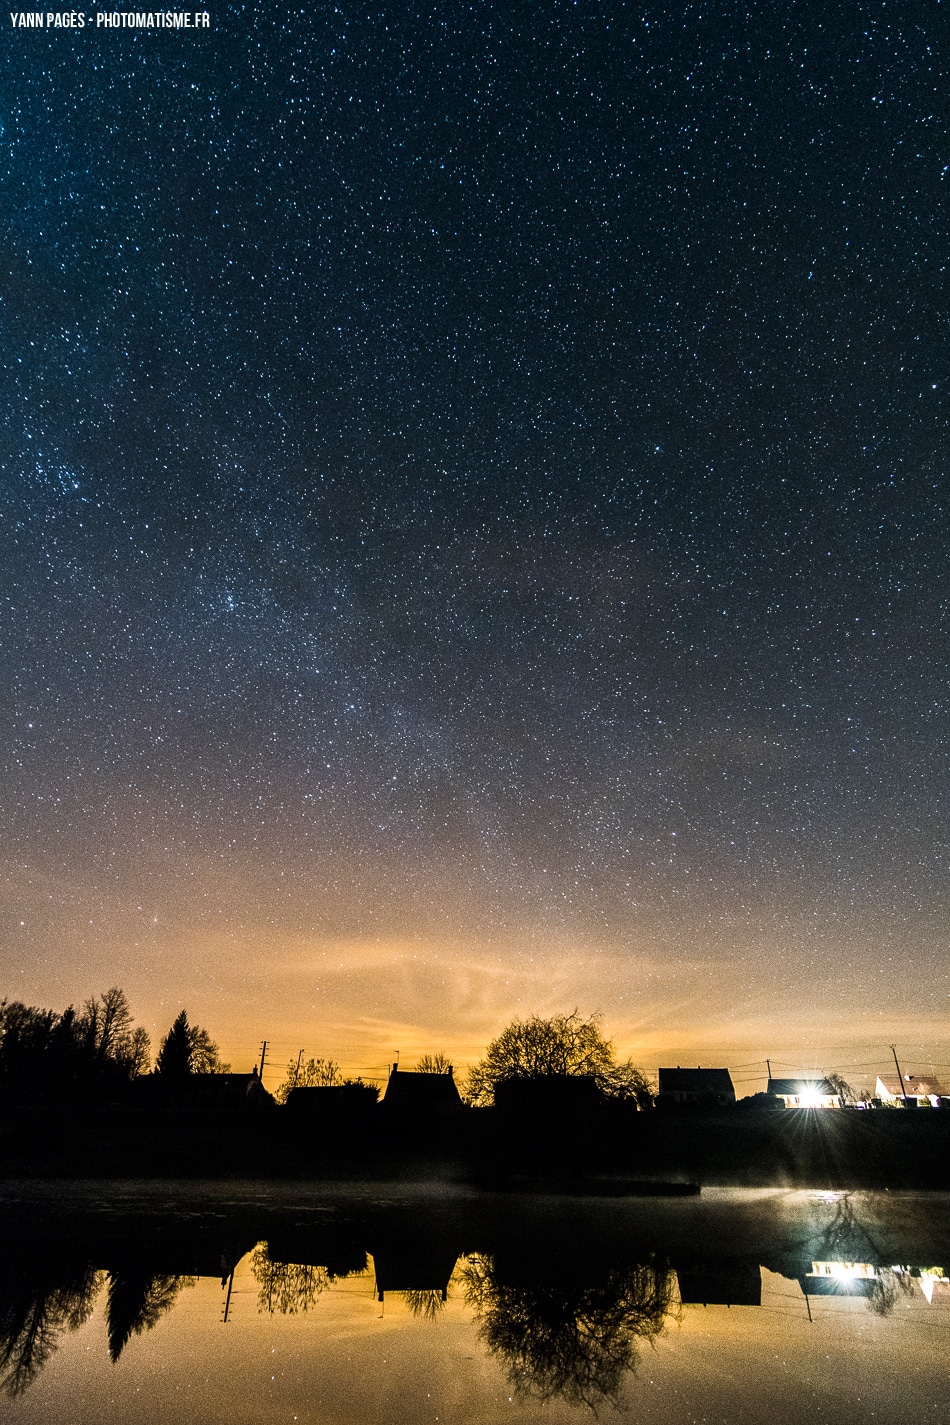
[1,1182,947,1423]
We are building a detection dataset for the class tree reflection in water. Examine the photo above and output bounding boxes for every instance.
[867,1267,917,1317]
[461,1255,677,1411]
[403,1287,448,1321]
[801,1194,918,1319]
[0,1264,102,1397]
[106,1272,198,1362]
[250,1245,335,1315]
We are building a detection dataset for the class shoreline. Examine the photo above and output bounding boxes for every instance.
[2,1103,949,1190]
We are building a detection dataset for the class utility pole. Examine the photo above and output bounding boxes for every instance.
[890,1044,910,1107]
[293,1048,304,1087]
[766,1058,772,1083]
[258,1040,269,1082]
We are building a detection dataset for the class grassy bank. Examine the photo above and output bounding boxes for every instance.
[1,1103,949,1189]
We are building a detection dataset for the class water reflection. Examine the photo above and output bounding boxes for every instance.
[0,1260,100,1397]
[1,1185,948,1412]
[403,1287,450,1320]
[250,1248,334,1315]
[371,1226,458,1307]
[105,1271,196,1361]
[0,1259,200,1392]
[462,1255,675,1410]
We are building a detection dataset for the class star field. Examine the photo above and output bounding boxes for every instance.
[1,2,947,1081]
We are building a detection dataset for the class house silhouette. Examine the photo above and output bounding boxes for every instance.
[658,1068,735,1106]
[380,1064,463,1118]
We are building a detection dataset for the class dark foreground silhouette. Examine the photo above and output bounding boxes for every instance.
[1,1095,949,1189]
[3,997,947,1189]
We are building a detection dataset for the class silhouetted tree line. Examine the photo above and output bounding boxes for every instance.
[0,988,148,1103]
[0,991,225,1104]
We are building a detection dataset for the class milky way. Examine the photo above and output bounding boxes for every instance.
[1,3,947,1089]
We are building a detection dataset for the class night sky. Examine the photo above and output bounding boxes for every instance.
[2,2,947,1091]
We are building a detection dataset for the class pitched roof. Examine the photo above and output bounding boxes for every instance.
[658,1068,735,1096]
[877,1074,945,1097]
[767,1078,835,1097]
[381,1067,463,1114]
